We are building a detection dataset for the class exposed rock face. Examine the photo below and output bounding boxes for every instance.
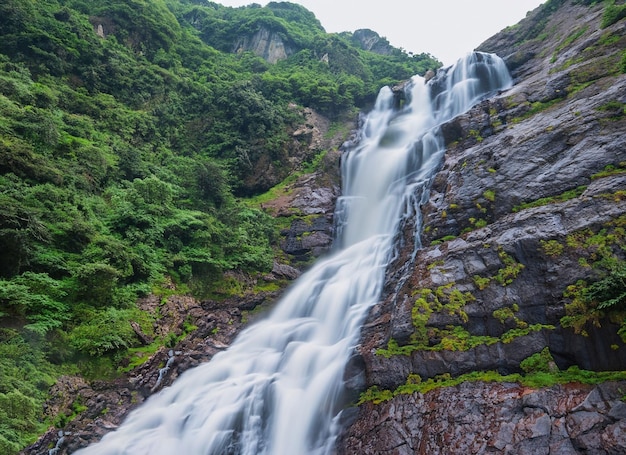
[351,29,394,55]
[232,27,295,63]
[338,1,626,453]
[261,107,349,266]
[339,382,626,455]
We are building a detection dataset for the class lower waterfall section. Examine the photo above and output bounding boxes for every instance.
[76,52,512,455]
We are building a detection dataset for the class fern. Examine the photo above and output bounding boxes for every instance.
[588,263,626,309]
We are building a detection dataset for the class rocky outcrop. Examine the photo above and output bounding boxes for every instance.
[339,381,626,455]
[350,29,394,56]
[339,1,626,453]
[25,286,286,454]
[260,107,349,266]
[233,27,296,63]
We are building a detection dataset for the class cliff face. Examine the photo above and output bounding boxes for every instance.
[339,1,626,453]
[232,27,296,63]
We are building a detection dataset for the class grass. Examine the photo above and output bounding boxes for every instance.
[512,185,587,212]
[550,26,589,63]
[592,163,626,179]
[358,366,626,405]
[245,149,329,209]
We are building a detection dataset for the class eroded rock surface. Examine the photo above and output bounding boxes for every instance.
[339,1,626,453]
[339,382,626,455]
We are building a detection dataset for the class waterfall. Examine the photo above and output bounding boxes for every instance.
[77,52,511,455]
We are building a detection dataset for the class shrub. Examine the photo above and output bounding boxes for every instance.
[601,1,626,28]
[520,347,557,373]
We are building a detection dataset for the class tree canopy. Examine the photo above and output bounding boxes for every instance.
[0,1,440,451]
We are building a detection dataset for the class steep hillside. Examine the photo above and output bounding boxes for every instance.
[0,1,441,453]
[339,0,626,453]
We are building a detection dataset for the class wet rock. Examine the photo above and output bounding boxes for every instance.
[339,1,626,453]
[338,382,626,455]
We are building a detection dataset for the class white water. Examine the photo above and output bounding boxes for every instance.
[77,52,511,455]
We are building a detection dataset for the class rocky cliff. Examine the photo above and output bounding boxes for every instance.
[338,1,626,453]
[233,27,296,64]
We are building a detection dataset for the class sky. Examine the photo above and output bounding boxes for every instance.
[215,0,545,66]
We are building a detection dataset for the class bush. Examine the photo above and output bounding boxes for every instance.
[520,347,557,373]
[68,306,149,356]
[601,1,626,28]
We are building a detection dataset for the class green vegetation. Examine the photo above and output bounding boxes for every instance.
[592,162,626,179]
[483,189,496,202]
[596,101,626,119]
[0,1,441,451]
[551,25,588,63]
[601,0,626,28]
[377,248,532,358]
[512,185,587,212]
[358,365,626,405]
[556,215,626,338]
[365,338,626,406]
[541,239,565,257]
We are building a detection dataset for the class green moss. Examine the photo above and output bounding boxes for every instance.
[500,324,554,343]
[475,202,487,214]
[380,248,530,356]
[601,0,626,28]
[512,185,587,212]
[598,30,622,46]
[469,218,488,229]
[483,189,496,202]
[427,260,445,270]
[591,163,626,179]
[560,217,626,338]
[522,98,563,119]
[541,239,565,257]
[430,235,457,246]
[468,129,483,142]
[493,248,525,286]
[520,347,556,373]
[569,55,622,89]
[551,25,589,63]
[596,101,626,119]
[473,275,491,291]
[358,366,626,405]
[493,304,527,328]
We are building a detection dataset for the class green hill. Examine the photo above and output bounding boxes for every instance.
[0,1,439,452]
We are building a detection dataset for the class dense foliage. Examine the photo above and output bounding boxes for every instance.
[0,0,440,451]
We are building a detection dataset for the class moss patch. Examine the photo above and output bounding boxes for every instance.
[358,366,626,405]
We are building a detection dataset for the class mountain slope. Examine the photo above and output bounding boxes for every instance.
[339,0,626,453]
[0,1,440,453]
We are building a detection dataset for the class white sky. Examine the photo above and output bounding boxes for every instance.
[215,0,545,66]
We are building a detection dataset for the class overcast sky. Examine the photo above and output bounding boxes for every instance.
[215,0,545,65]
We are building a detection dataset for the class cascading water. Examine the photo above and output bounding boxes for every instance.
[77,52,511,455]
